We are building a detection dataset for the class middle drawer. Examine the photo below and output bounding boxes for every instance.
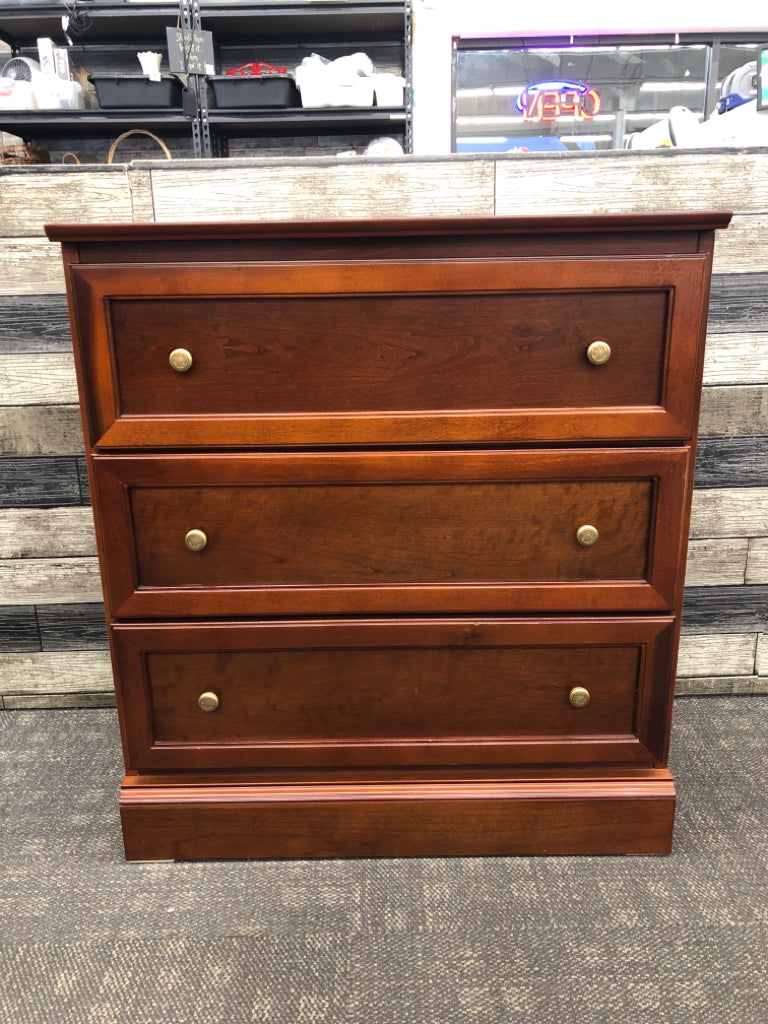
[93,448,689,618]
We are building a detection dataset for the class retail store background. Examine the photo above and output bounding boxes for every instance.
[0,149,766,706]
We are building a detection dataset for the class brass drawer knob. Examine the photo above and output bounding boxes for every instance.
[569,686,591,708]
[576,524,599,547]
[198,691,220,713]
[184,528,207,551]
[586,340,611,365]
[169,347,194,372]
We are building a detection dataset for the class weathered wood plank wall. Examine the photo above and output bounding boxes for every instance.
[1,151,766,707]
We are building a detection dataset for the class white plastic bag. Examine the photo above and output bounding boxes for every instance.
[294,52,374,108]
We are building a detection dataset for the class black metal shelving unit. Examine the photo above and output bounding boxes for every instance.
[0,1,412,156]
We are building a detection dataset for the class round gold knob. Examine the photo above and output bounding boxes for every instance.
[184,528,207,552]
[586,341,611,366]
[569,686,591,708]
[198,691,220,713]
[169,348,193,372]
[576,524,599,547]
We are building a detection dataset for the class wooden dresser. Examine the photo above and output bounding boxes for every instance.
[47,213,730,860]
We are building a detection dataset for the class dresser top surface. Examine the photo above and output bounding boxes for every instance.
[45,211,733,245]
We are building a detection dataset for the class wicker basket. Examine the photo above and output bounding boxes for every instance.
[107,129,172,163]
[0,143,51,165]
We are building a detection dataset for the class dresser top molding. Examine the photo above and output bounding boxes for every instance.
[45,212,732,245]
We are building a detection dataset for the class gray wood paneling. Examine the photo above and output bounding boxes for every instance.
[2,691,117,709]
[149,160,496,222]
[0,457,83,508]
[708,273,768,334]
[0,295,72,353]
[0,507,96,559]
[0,237,66,295]
[695,437,768,488]
[682,586,768,635]
[0,168,133,237]
[37,602,107,651]
[703,332,768,386]
[0,650,113,695]
[0,406,84,456]
[0,557,102,605]
[698,386,768,437]
[77,457,90,504]
[495,151,768,215]
[690,487,768,539]
[685,538,748,586]
[713,216,768,275]
[0,605,39,652]
[675,675,768,695]
[126,168,155,221]
[677,633,757,677]
[746,539,768,585]
[0,354,77,406]
[757,634,767,675]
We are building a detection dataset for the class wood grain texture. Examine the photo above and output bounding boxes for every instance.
[148,161,496,222]
[746,539,768,584]
[0,457,83,508]
[695,437,768,488]
[712,215,768,275]
[0,557,102,605]
[708,273,768,334]
[0,406,84,455]
[0,507,96,558]
[677,633,757,677]
[0,238,66,295]
[703,332,768,385]
[127,168,154,222]
[757,634,767,675]
[698,386,768,437]
[0,605,39,653]
[120,777,676,860]
[37,602,107,650]
[0,169,133,237]
[685,538,748,586]
[2,690,116,709]
[0,354,77,406]
[0,649,113,695]
[0,295,71,353]
[94,448,688,618]
[681,586,768,634]
[675,675,768,695]
[494,151,768,217]
[690,487,768,538]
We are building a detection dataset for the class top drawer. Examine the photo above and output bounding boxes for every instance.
[69,256,710,448]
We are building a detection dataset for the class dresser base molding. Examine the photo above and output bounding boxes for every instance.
[119,772,676,860]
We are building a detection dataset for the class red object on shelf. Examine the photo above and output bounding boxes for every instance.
[225,62,288,77]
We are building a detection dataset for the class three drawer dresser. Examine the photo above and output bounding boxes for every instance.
[47,212,731,860]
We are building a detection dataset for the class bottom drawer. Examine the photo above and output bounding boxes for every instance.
[113,617,676,773]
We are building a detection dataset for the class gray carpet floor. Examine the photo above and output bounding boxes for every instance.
[1,696,766,1024]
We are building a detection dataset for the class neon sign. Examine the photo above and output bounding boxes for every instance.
[516,81,601,122]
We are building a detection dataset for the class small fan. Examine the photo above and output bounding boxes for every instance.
[2,57,41,82]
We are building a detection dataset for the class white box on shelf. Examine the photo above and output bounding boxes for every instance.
[34,78,83,110]
[373,73,405,106]
[0,77,38,110]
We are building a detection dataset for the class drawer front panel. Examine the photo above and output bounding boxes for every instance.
[109,291,667,414]
[113,617,676,771]
[71,257,709,446]
[130,480,652,587]
[93,448,689,617]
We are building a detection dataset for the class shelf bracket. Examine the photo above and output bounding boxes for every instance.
[179,0,212,159]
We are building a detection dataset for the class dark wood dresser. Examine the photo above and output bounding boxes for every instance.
[47,213,731,860]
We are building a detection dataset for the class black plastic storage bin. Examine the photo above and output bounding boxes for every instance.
[89,75,183,108]
[210,74,300,108]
